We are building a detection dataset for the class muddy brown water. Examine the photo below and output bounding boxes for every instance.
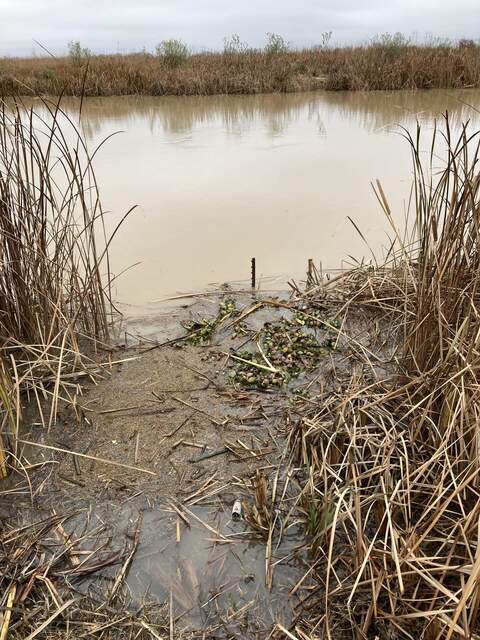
[62,499,306,636]
[30,89,480,309]
[126,505,305,634]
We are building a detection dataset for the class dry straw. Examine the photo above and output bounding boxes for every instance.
[1,39,480,97]
[0,96,130,473]
[292,114,480,639]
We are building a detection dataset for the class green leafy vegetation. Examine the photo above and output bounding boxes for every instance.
[67,40,91,64]
[182,297,236,345]
[264,32,289,55]
[229,316,339,389]
[155,39,190,67]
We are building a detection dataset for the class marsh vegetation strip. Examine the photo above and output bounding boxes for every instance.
[29,89,480,307]
[3,38,480,96]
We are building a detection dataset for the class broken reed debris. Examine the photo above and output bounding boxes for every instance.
[182,297,237,344]
[0,511,170,639]
[0,97,121,475]
[180,294,341,389]
[2,37,480,97]
[290,116,480,639]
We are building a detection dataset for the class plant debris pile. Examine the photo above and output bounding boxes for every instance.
[229,314,340,390]
[180,296,342,390]
[182,297,236,345]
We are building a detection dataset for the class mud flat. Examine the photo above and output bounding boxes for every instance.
[1,282,387,638]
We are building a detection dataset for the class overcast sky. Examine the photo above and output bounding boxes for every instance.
[1,0,479,57]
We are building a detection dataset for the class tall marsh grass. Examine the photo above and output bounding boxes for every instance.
[1,38,480,96]
[294,115,480,638]
[0,98,119,474]
[0,101,110,345]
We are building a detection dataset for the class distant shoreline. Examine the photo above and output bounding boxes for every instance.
[2,39,480,96]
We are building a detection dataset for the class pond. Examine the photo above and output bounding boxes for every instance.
[53,89,480,307]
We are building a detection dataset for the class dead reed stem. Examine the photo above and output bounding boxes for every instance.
[0,96,122,473]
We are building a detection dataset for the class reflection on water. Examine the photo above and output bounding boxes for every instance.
[57,90,480,140]
[316,89,479,133]
[63,93,328,140]
[30,90,480,307]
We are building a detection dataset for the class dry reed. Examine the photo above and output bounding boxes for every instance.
[291,115,480,638]
[0,96,122,473]
[1,39,480,97]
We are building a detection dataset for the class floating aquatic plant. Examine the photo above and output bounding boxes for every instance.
[229,317,337,389]
[183,297,237,345]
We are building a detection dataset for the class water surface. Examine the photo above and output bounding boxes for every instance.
[57,90,480,306]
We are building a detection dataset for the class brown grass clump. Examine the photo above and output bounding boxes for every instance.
[0,100,110,345]
[0,97,125,473]
[0,50,325,97]
[291,117,480,638]
[322,39,480,91]
[1,37,480,97]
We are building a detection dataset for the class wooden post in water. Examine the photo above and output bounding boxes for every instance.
[307,258,314,289]
[251,258,256,290]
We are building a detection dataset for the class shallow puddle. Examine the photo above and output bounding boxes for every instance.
[126,505,305,635]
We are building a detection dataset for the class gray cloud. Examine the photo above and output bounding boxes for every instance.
[0,0,478,56]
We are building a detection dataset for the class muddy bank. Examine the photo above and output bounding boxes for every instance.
[0,286,386,638]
